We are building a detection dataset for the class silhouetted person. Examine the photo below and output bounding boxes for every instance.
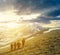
[11,43,14,51]
[17,41,21,49]
[22,38,25,47]
[14,42,17,50]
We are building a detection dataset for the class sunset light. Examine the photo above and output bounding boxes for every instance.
[0,0,60,54]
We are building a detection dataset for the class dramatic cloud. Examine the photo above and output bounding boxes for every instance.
[14,0,60,14]
[0,0,60,27]
[13,0,60,24]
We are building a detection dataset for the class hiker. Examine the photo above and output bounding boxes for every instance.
[22,38,25,47]
[17,41,21,49]
[11,43,14,51]
[14,42,17,50]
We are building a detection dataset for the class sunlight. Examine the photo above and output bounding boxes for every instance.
[0,10,41,29]
[0,10,19,22]
[0,10,41,22]
[6,22,20,28]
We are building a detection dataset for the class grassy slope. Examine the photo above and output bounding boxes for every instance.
[1,29,60,55]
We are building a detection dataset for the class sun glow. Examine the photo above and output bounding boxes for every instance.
[0,10,41,22]
[0,10,20,22]
[6,22,20,28]
[0,10,41,28]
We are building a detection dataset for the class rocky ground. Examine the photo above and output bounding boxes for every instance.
[0,29,60,55]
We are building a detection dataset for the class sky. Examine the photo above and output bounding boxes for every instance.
[0,0,60,28]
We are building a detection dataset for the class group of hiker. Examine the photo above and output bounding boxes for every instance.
[10,38,25,51]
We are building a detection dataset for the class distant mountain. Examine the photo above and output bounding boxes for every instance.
[44,27,60,33]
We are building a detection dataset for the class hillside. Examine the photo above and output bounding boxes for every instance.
[0,23,43,48]
[1,29,60,55]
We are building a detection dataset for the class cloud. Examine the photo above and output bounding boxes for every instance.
[0,0,60,27]
[12,0,60,25]
[55,20,60,27]
[45,8,60,17]
[13,0,60,25]
[22,15,60,24]
[0,0,15,11]
[0,0,60,15]
[13,0,60,14]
